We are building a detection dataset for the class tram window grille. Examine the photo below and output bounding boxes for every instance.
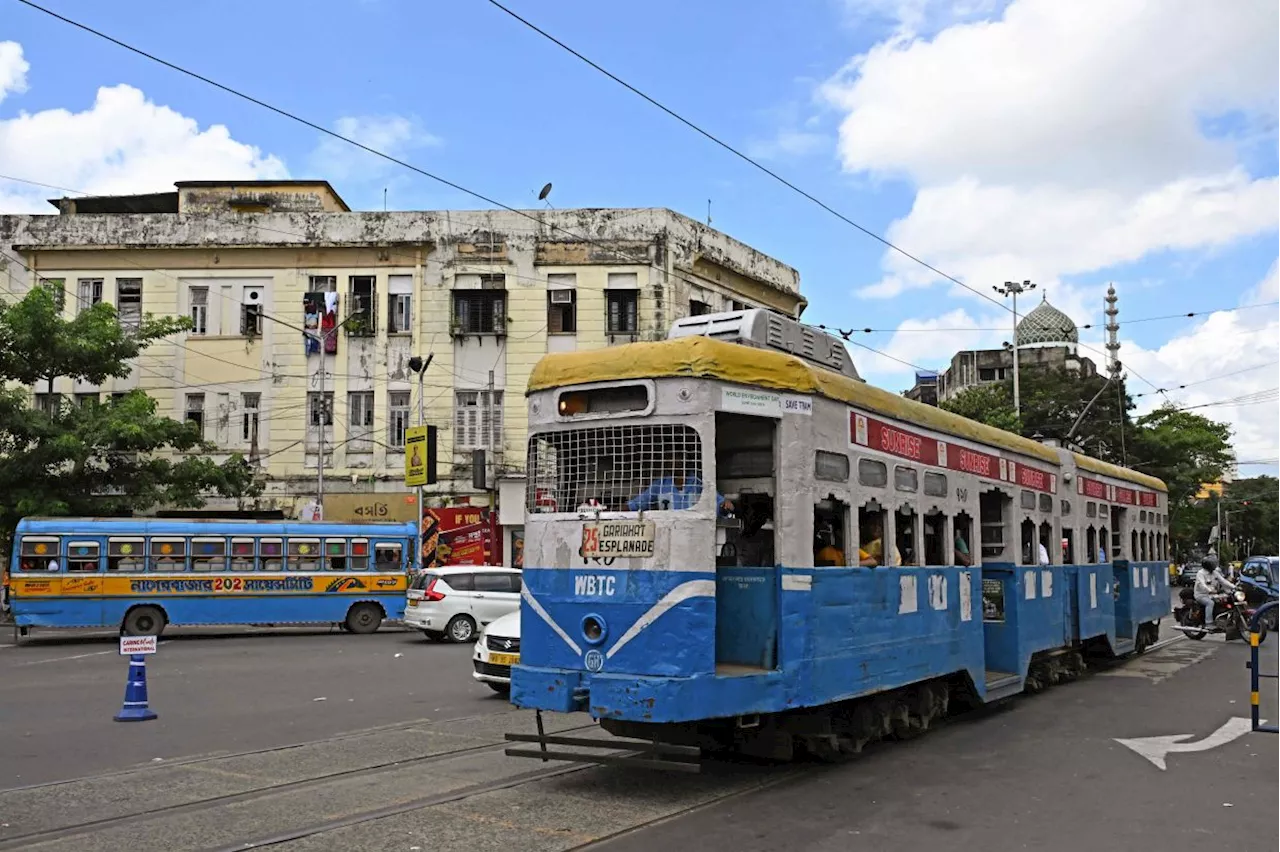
[857,458,887,488]
[1021,490,1036,510]
[894,465,918,493]
[527,424,703,513]
[1039,493,1052,513]
[1086,502,1097,518]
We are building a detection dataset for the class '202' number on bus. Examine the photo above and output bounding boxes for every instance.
[212,577,246,592]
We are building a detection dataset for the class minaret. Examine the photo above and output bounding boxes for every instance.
[1104,284,1120,378]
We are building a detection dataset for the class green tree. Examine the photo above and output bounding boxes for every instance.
[0,284,261,548]
[1216,476,1279,559]
[938,382,1021,433]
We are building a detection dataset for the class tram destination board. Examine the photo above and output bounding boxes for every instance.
[581,520,656,558]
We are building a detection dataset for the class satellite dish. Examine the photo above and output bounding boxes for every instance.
[537,182,553,201]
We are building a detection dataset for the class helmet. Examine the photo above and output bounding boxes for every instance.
[1201,554,1219,571]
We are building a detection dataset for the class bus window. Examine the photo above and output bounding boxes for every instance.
[325,540,348,571]
[375,543,403,571]
[954,512,974,567]
[288,539,321,572]
[151,538,187,572]
[896,507,918,565]
[814,497,848,566]
[108,538,145,572]
[67,542,101,572]
[349,539,370,571]
[231,538,255,571]
[923,511,946,566]
[260,538,283,571]
[19,537,60,571]
[191,538,227,572]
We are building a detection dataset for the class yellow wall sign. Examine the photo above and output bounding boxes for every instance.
[405,425,428,486]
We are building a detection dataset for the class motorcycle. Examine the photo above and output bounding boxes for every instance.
[1173,588,1268,644]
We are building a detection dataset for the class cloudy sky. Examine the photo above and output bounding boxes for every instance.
[2,0,1276,471]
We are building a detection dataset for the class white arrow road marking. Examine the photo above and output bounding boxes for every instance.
[1115,717,1259,770]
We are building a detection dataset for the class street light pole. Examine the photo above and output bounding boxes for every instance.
[993,280,1035,420]
[408,353,434,569]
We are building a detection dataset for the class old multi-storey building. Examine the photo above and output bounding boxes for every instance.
[0,180,804,563]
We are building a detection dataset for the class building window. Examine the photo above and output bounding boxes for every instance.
[77,278,103,314]
[74,393,98,408]
[388,391,411,449]
[186,393,205,435]
[242,393,260,445]
[241,300,263,337]
[116,279,142,330]
[607,290,638,334]
[730,300,747,311]
[690,299,712,316]
[34,393,62,415]
[452,289,506,335]
[307,391,334,451]
[190,287,209,335]
[389,293,412,334]
[979,368,996,381]
[309,275,337,293]
[348,276,376,336]
[548,289,577,334]
[455,390,503,451]
[348,391,374,452]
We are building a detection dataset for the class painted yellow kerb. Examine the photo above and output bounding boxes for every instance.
[528,336,1168,491]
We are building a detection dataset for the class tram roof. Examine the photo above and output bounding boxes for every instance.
[528,336,1167,493]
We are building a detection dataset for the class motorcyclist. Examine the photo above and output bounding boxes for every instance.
[1194,554,1236,631]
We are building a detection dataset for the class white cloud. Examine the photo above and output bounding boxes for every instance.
[0,80,287,213]
[746,129,828,161]
[840,0,1007,37]
[0,41,29,105]
[823,0,1279,302]
[308,114,440,182]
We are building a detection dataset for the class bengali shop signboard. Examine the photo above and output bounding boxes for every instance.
[850,412,1056,493]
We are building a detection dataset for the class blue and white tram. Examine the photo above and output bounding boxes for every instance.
[507,311,1170,766]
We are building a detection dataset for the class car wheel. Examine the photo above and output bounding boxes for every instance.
[421,629,444,642]
[445,614,477,643]
[487,682,511,696]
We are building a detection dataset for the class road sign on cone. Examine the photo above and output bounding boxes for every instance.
[115,636,158,722]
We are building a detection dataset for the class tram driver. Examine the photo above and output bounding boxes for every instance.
[628,451,734,516]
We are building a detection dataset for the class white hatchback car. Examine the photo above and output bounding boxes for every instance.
[403,566,522,643]
[473,609,520,694]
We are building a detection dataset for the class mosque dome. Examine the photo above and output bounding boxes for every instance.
[1015,295,1078,348]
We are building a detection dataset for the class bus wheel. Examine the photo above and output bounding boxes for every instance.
[344,603,383,635]
[123,606,166,637]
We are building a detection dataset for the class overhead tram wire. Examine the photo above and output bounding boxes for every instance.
[839,301,1280,334]
[7,5,924,380]
[1131,361,1280,399]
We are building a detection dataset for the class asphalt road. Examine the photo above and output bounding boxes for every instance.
[0,624,499,787]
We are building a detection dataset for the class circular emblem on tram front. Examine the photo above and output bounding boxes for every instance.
[583,649,604,673]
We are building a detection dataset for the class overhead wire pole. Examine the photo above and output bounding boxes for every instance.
[993,280,1035,418]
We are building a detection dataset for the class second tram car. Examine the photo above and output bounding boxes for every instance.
[506,311,1169,767]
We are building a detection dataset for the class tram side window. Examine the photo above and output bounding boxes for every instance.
[67,542,101,572]
[375,542,403,572]
[923,511,947,566]
[858,502,896,567]
[815,451,849,483]
[1039,494,1052,513]
[325,540,348,571]
[108,538,145,572]
[349,539,370,571]
[1086,502,1097,518]
[814,497,848,566]
[1020,519,1036,565]
[1020,490,1036,511]
[896,507,918,565]
[151,538,187,572]
[260,538,284,571]
[923,472,947,498]
[1038,521,1052,565]
[857,459,887,488]
[894,466,918,493]
[288,539,321,572]
[954,512,974,567]
[1086,527,1097,563]
[231,538,255,571]
[191,538,227,572]
[18,537,61,571]
[979,490,1008,561]
[1063,528,1076,565]
[1131,531,1139,562]
[1098,527,1109,562]
[1061,500,1072,518]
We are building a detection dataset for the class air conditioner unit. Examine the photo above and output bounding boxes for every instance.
[550,290,574,304]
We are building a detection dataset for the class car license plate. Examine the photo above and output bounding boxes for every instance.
[489,652,519,667]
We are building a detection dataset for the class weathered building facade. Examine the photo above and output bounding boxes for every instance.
[0,181,804,563]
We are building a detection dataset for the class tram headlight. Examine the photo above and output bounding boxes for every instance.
[582,614,607,644]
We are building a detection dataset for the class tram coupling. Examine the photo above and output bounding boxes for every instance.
[505,711,702,773]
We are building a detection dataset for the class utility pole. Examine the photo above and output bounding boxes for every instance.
[409,353,434,555]
[993,280,1035,419]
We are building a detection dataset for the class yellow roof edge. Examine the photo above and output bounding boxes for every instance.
[528,337,1163,490]
[1072,453,1167,493]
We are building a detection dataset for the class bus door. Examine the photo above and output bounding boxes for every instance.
[63,535,107,625]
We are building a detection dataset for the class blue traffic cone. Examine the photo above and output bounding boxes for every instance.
[114,654,158,722]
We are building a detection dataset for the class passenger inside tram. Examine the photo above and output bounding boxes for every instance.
[813,499,847,566]
[923,512,946,566]
[627,450,734,515]
[953,524,973,567]
[736,495,775,566]
[896,508,918,565]
[857,507,901,567]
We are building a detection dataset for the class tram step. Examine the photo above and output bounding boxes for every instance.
[505,732,702,773]
[1113,638,1136,655]
[984,670,1019,688]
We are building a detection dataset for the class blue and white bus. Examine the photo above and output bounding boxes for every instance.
[5,517,418,636]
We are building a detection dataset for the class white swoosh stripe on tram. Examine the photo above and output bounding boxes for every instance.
[521,585,582,656]
[605,579,715,660]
